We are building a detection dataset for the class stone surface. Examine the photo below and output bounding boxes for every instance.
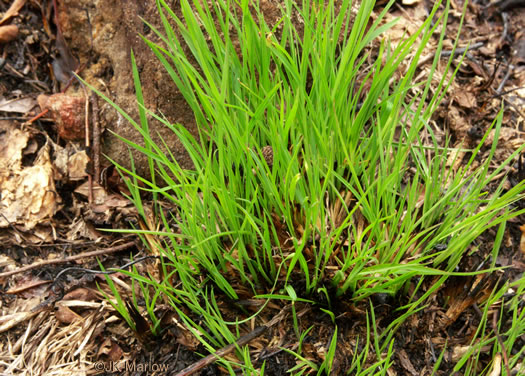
[57,0,199,177]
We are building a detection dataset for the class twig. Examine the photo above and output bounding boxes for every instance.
[91,93,101,184]
[174,305,291,376]
[0,116,35,121]
[52,255,157,281]
[80,83,90,148]
[0,213,29,243]
[76,79,93,202]
[0,241,136,279]
[30,255,157,313]
[440,42,484,57]
[26,108,50,123]
[174,326,268,376]
[418,42,484,67]
[491,85,524,98]
[502,96,525,121]
[258,343,298,361]
[500,12,509,44]
[496,64,514,94]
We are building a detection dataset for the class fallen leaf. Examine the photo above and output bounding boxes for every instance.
[0,96,38,113]
[63,288,98,302]
[74,181,107,204]
[176,325,201,350]
[0,120,28,169]
[97,338,124,362]
[455,91,477,109]
[515,37,525,65]
[0,123,61,230]
[489,353,502,376]
[66,217,101,241]
[6,278,50,296]
[0,0,26,26]
[67,150,90,180]
[397,349,418,375]
[55,303,82,324]
[0,24,18,44]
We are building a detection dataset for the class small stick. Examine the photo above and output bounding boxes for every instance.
[31,255,157,313]
[417,42,484,67]
[440,42,484,57]
[496,64,514,94]
[80,84,90,148]
[500,12,509,44]
[174,306,292,376]
[91,93,101,184]
[26,108,50,123]
[0,241,136,279]
[174,326,268,376]
[87,174,93,204]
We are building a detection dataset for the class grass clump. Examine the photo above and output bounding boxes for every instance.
[93,0,525,374]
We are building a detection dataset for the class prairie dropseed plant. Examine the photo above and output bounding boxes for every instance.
[93,0,525,373]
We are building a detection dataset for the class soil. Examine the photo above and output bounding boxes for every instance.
[0,0,524,375]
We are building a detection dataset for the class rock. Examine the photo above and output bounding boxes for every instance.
[56,0,198,177]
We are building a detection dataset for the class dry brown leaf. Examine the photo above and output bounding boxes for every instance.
[27,225,55,243]
[0,146,60,229]
[0,121,61,230]
[55,303,82,324]
[0,0,26,25]
[441,275,495,328]
[447,106,471,135]
[397,349,418,376]
[96,338,113,357]
[452,343,492,362]
[489,353,502,376]
[515,37,525,65]
[0,254,17,278]
[0,120,28,169]
[451,345,472,362]
[52,143,90,181]
[67,150,90,180]
[455,91,477,109]
[66,218,101,241]
[176,326,200,350]
[5,278,50,296]
[63,287,98,302]
[74,180,107,203]
[0,24,18,43]
[484,127,524,150]
[106,341,124,362]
